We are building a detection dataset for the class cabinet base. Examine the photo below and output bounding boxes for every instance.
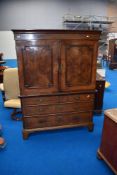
[23,122,94,139]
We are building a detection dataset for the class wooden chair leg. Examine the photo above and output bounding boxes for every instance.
[11,108,22,121]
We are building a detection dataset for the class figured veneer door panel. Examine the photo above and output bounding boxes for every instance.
[60,40,97,92]
[18,40,59,95]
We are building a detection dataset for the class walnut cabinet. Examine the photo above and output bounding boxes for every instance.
[13,30,101,139]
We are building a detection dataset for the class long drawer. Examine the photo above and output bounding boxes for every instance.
[23,112,92,129]
[23,101,94,116]
[22,94,94,106]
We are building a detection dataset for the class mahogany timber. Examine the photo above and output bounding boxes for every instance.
[13,29,101,139]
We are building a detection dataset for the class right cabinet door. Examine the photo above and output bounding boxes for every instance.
[60,40,98,92]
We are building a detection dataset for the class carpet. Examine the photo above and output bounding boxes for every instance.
[0,60,116,175]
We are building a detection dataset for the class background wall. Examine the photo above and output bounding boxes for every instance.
[0,0,107,30]
[0,0,112,59]
[107,1,117,32]
[0,31,16,59]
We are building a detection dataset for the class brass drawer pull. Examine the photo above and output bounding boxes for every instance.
[39,99,43,102]
[38,120,46,124]
[73,106,79,110]
[73,116,80,121]
[39,108,43,111]
[57,105,63,109]
[57,116,63,121]
[87,95,90,98]
[58,115,63,119]
[75,96,80,100]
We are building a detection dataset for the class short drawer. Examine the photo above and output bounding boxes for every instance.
[22,96,59,105]
[22,94,94,106]
[23,112,92,129]
[59,94,94,103]
[55,112,92,126]
[23,115,55,129]
[23,101,94,116]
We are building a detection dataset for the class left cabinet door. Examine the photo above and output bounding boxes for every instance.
[16,40,59,95]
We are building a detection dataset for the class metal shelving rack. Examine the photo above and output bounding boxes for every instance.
[63,14,117,50]
[63,15,115,30]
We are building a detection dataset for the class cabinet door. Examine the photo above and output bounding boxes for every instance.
[17,40,59,95]
[60,40,97,92]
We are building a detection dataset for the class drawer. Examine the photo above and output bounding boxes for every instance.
[55,112,92,126]
[22,96,59,105]
[59,94,94,103]
[22,94,94,106]
[23,101,94,116]
[23,115,55,129]
[23,112,92,129]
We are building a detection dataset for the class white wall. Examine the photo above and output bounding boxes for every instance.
[0,0,108,30]
[0,0,108,59]
[107,1,117,32]
[0,31,16,59]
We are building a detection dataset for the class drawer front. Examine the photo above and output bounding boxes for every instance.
[23,101,94,116]
[22,96,59,105]
[23,112,92,129]
[22,94,94,106]
[23,115,55,129]
[59,94,94,103]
